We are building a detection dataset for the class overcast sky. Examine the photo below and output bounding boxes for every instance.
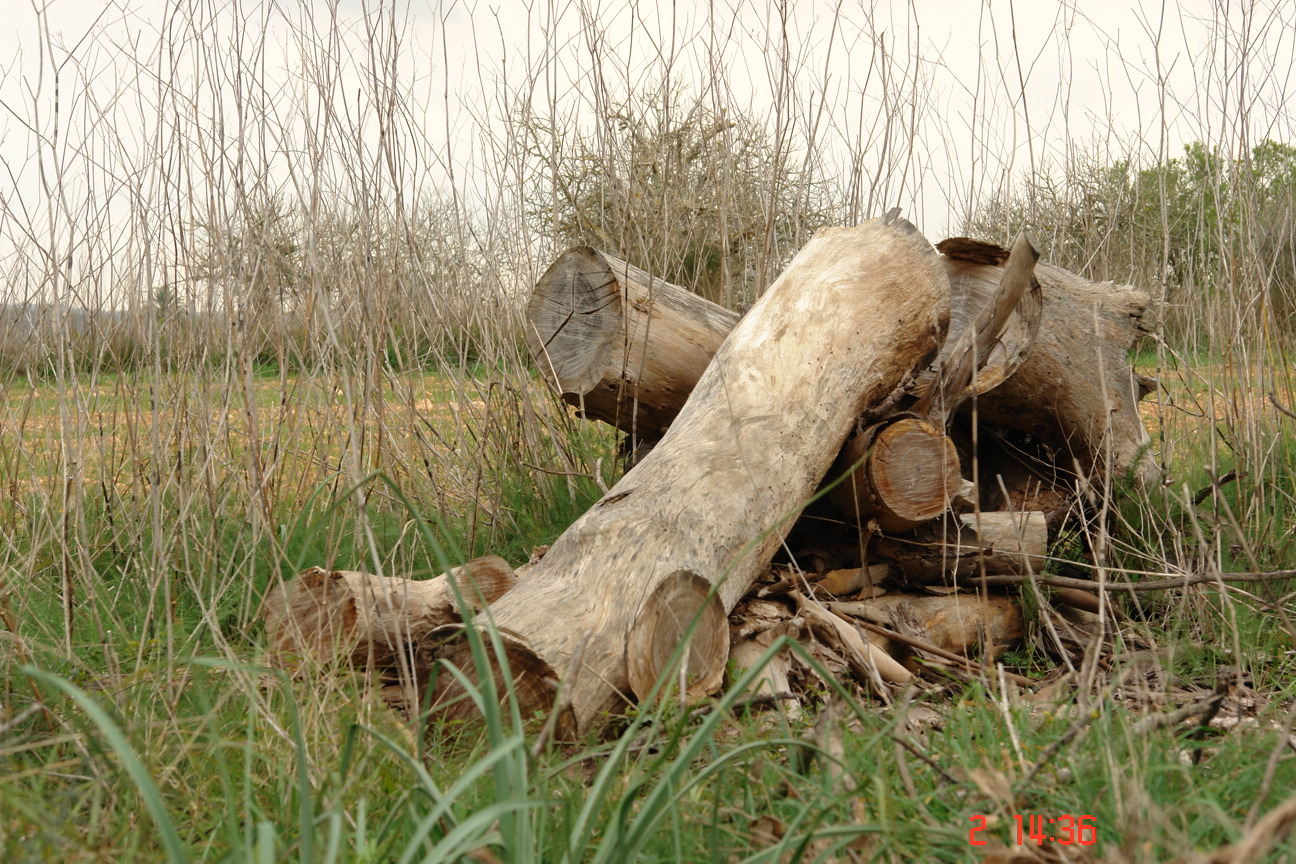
[1,0,1293,274]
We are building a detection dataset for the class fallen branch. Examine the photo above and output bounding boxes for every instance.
[1270,392,1296,422]
[970,570,1296,592]
[890,733,960,786]
[1193,469,1242,506]
[837,613,1034,688]
[1131,690,1227,737]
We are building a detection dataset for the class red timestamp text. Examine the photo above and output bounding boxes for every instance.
[969,814,1097,846]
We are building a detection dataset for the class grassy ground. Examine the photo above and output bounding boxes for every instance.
[3,2,1295,859]
[2,358,1295,864]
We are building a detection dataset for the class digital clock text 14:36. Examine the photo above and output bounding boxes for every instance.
[969,814,1097,846]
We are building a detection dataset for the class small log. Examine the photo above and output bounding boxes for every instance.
[829,592,1024,661]
[526,247,739,440]
[431,215,950,732]
[261,556,517,667]
[826,418,964,532]
[872,511,1048,583]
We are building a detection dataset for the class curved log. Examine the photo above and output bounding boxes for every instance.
[910,234,1043,421]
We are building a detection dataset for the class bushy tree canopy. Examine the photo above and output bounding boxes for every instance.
[971,140,1296,341]
[521,87,833,307]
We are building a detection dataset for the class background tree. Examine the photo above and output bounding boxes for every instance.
[521,86,834,308]
[971,139,1296,344]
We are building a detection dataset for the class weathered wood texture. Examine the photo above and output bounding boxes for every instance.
[826,418,965,532]
[872,511,1049,583]
[528,237,1153,485]
[936,239,1154,483]
[262,556,517,667]
[910,234,1042,421]
[435,216,950,731]
[526,247,740,439]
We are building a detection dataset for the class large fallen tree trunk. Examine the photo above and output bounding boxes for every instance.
[528,237,1152,485]
[429,215,951,732]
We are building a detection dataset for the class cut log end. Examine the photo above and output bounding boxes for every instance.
[626,570,729,703]
[830,418,963,532]
[527,246,740,438]
[262,567,359,661]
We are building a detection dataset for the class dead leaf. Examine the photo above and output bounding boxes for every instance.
[969,766,1013,806]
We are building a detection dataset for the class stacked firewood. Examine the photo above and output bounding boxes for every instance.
[263,214,1154,733]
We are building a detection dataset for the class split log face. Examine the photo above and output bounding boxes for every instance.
[435,216,951,732]
[261,556,518,667]
[526,247,740,439]
[873,511,1048,583]
[827,418,963,532]
[914,236,1043,415]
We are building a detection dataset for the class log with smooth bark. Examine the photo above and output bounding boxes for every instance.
[430,215,950,732]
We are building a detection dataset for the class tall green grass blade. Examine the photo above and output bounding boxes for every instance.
[25,666,190,864]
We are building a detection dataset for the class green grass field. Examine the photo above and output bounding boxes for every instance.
[3,358,1295,863]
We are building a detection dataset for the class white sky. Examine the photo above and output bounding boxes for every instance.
[1,0,1293,300]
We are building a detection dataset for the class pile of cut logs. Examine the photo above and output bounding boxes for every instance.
[263,214,1154,734]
